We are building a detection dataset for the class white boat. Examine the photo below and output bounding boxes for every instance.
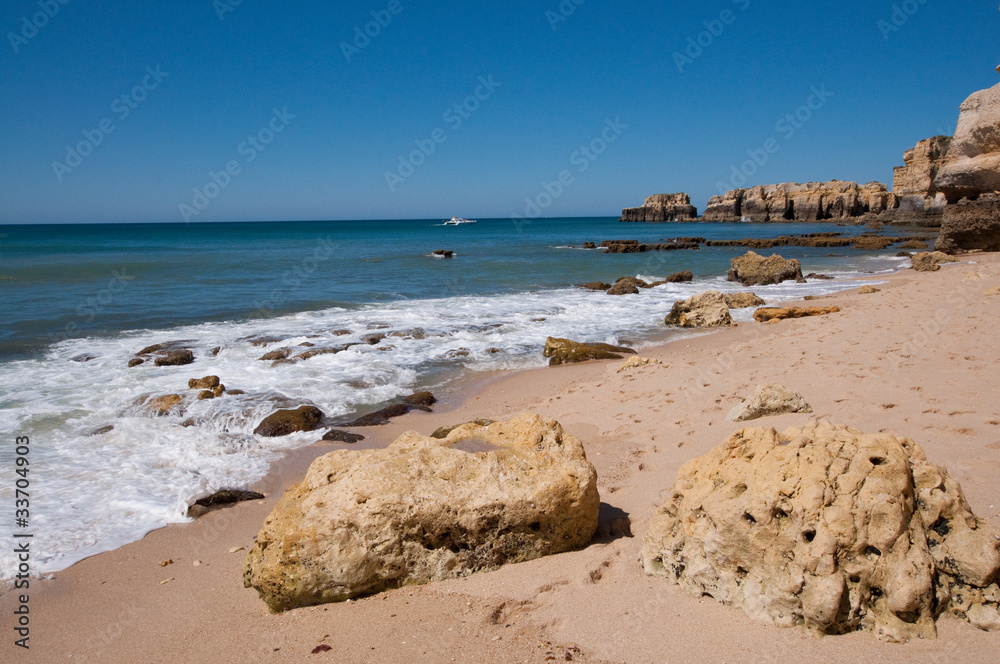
[443,217,477,225]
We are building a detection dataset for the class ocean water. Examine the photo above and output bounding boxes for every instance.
[0,217,916,578]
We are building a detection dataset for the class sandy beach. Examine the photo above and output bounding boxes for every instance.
[4,252,1000,664]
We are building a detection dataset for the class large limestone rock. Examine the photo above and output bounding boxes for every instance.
[727,251,805,287]
[544,337,636,366]
[244,415,600,612]
[704,182,890,222]
[641,421,1000,642]
[934,83,1000,202]
[620,193,698,222]
[664,291,735,328]
[936,194,1000,252]
[726,384,813,422]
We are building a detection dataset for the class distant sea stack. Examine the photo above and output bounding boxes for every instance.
[702,181,891,223]
[620,193,698,222]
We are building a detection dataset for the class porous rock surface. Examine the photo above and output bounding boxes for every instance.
[933,82,1000,201]
[704,181,891,222]
[664,291,735,328]
[727,251,805,287]
[244,414,600,612]
[641,421,1000,642]
[726,384,813,422]
[911,251,959,273]
[620,193,698,222]
[723,292,766,309]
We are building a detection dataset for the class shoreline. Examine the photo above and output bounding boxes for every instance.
[4,254,1000,662]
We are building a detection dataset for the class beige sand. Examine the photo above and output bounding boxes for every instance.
[4,254,1000,663]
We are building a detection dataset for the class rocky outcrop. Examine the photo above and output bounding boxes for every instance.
[936,195,1000,253]
[621,194,698,222]
[726,384,813,422]
[664,291,735,328]
[254,406,325,437]
[543,337,636,366]
[888,136,951,224]
[641,421,1000,641]
[337,393,437,427]
[723,292,766,309]
[132,393,185,417]
[911,251,959,272]
[727,252,805,287]
[754,306,840,323]
[934,83,1000,202]
[244,415,600,612]
[607,277,646,295]
[600,240,701,253]
[704,181,891,222]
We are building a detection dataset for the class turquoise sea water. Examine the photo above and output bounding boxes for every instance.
[0,217,917,578]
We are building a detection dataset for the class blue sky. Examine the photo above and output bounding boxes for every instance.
[0,1,997,224]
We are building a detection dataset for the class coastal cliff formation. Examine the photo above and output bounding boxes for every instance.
[620,193,698,222]
[888,136,951,224]
[703,181,891,223]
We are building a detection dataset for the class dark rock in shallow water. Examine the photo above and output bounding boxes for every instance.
[652,271,694,285]
[71,353,97,363]
[211,346,222,356]
[259,348,292,362]
[361,333,387,345]
[254,406,325,437]
[128,358,145,368]
[341,403,412,427]
[194,490,265,508]
[402,392,437,410]
[433,250,455,258]
[86,425,115,436]
[322,430,366,444]
[805,273,834,280]
[137,341,194,356]
[188,376,221,390]
[338,392,438,427]
[583,242,596,249]
[155,350,195,367]
[580,282,611,291]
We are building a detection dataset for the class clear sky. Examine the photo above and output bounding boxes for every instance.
[1,1,997,224]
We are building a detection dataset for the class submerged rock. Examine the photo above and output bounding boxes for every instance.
[244,414,600,612]
[339,393,438,427]
[254,406,325,437]
[543,337,636,366]
[607,276,647,295]
[727,251,805,287]
[726,384,813,422]
[664,291,735,328]
[754,306,840,323]
[154,350,195,367]
[133,394,185,417]
[580,282,612,291]
[641,421,1000,641]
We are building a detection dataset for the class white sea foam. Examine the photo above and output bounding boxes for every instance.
[0,272,886,579]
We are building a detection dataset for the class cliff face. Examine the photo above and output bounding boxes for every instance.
[703,181,890,222]
[620,193,698,222]
[934,82,1000,201]
[886,136,951,224]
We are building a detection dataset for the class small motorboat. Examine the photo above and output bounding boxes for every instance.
[443,217,477,225]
